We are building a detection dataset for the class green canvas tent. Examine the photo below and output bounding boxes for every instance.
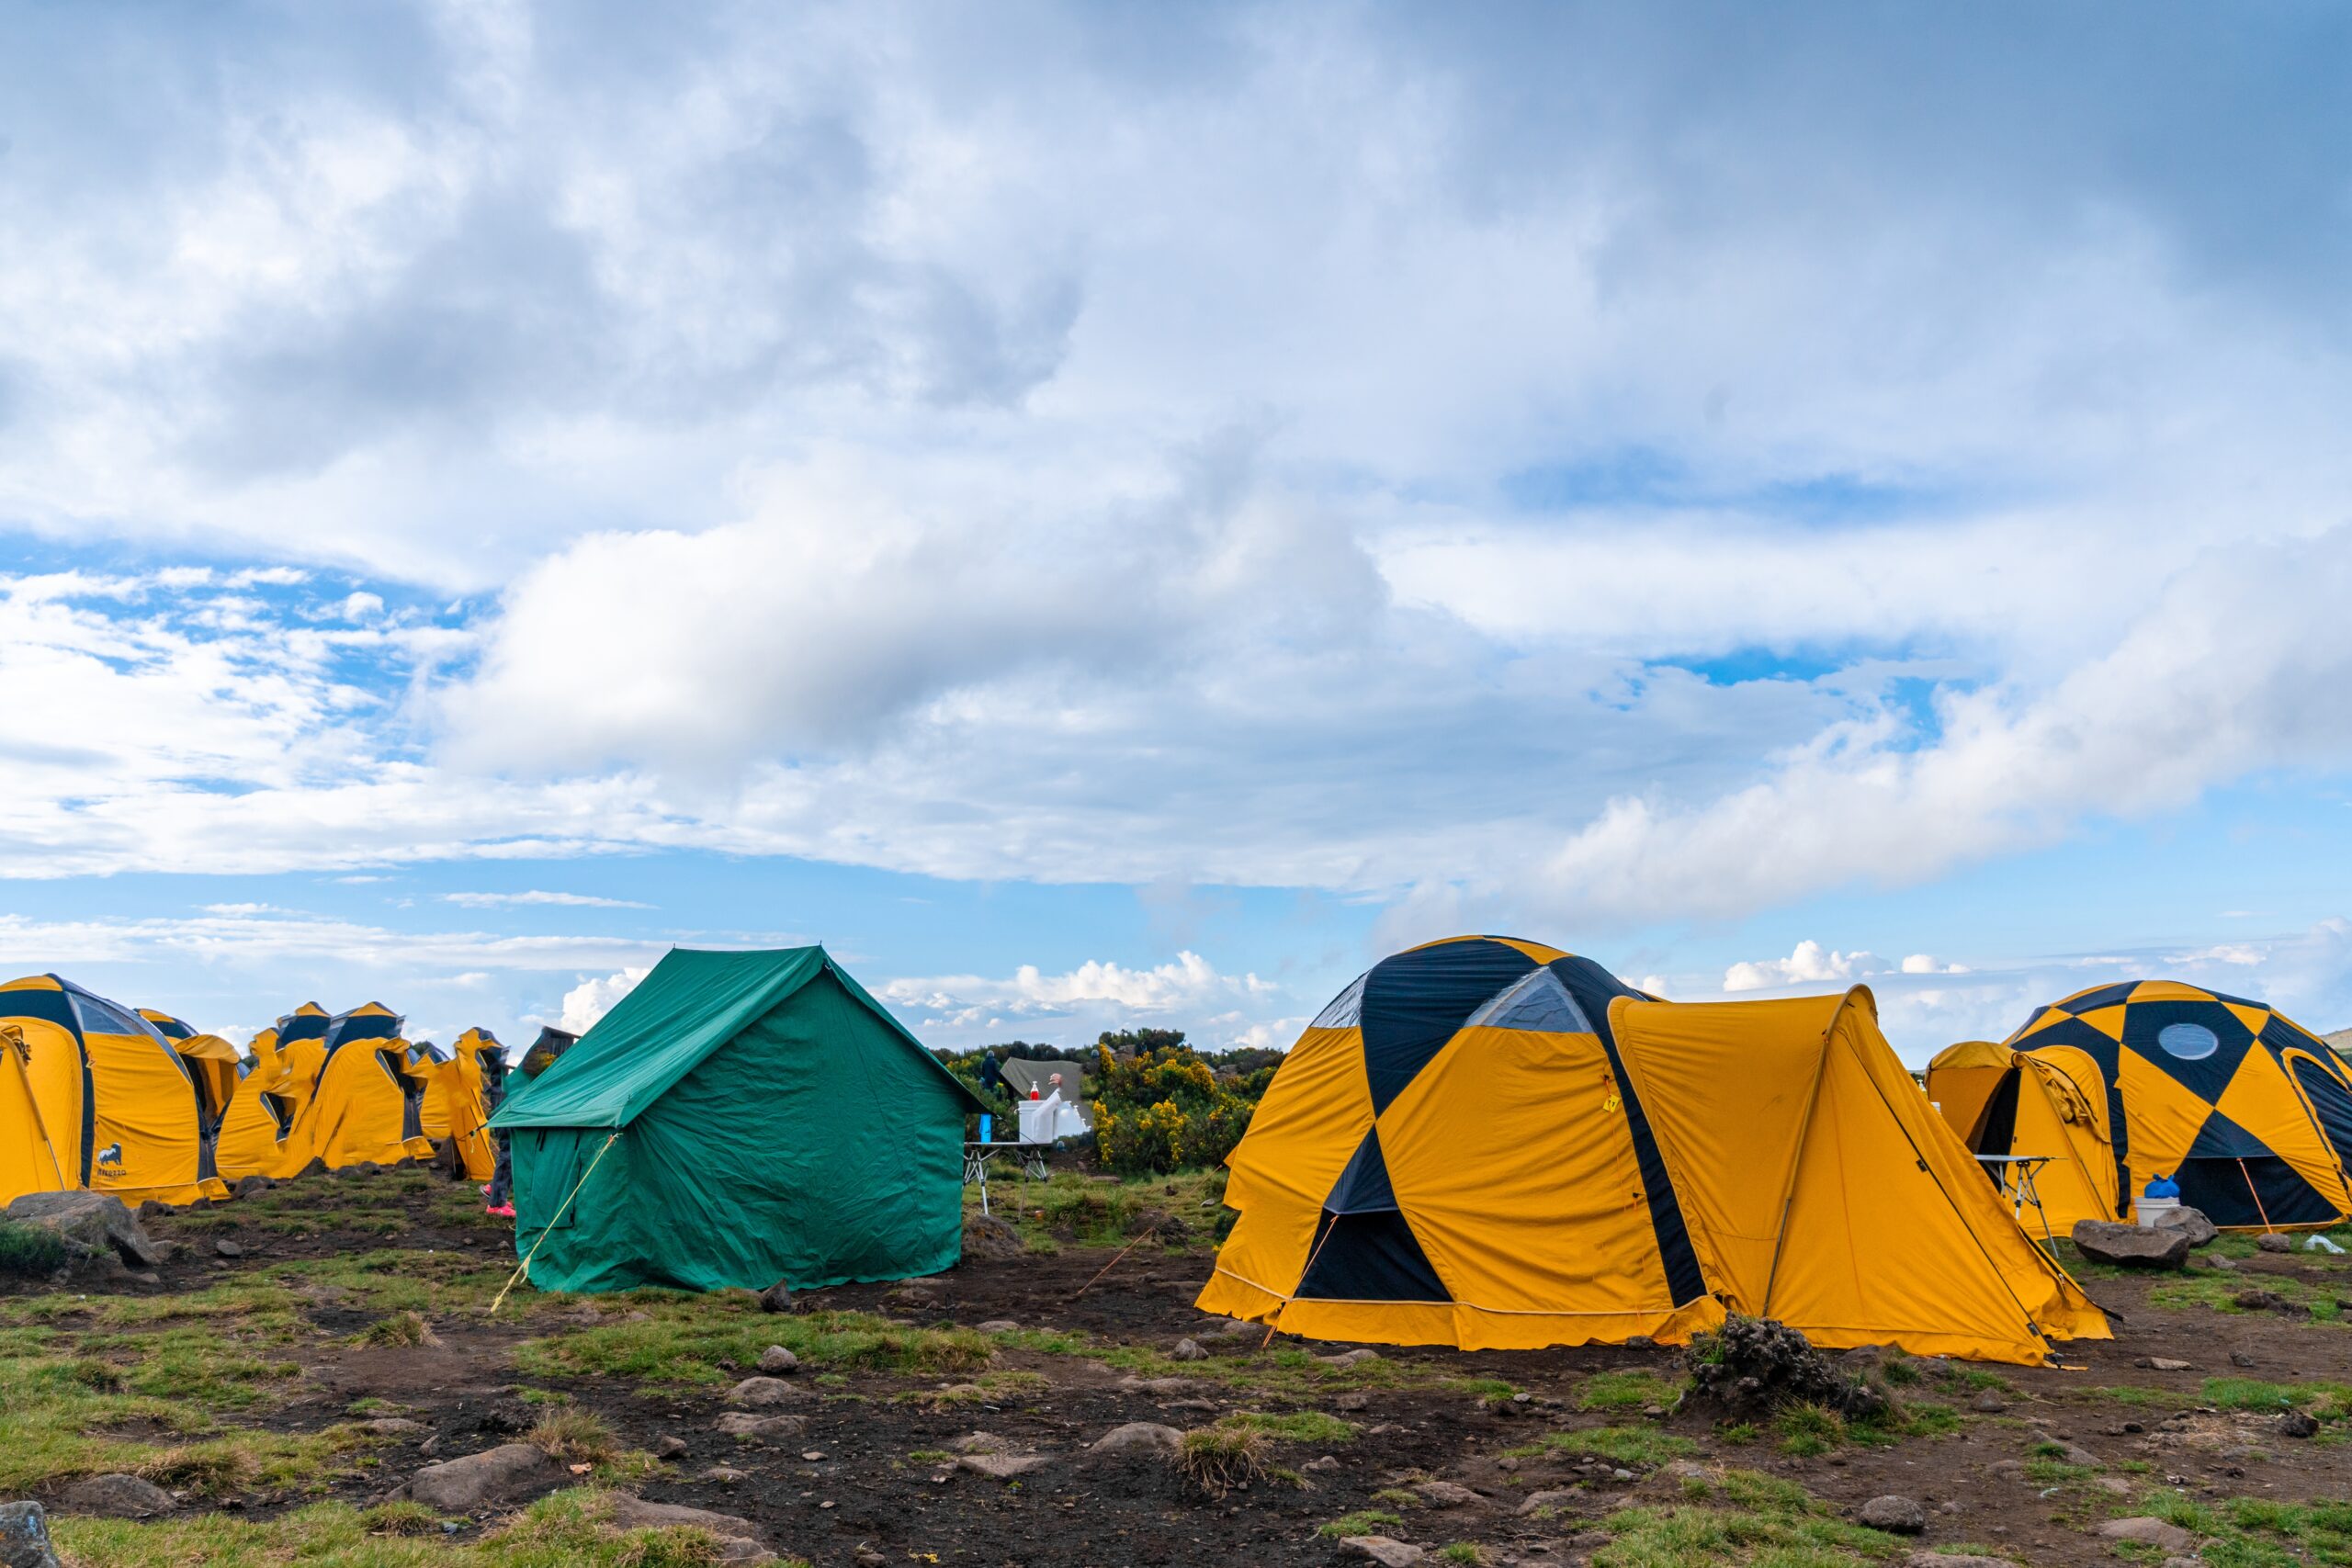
[489,946,988,1294]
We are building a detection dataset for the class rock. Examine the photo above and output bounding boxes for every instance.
[976,1319,1021,1332]
[757,1345,799,1374]
[1303,1454,1341,1472]
[960,1213,1023,1262]
[2055,1442,2102,1468]
[1415,1481,1484,1507]
[1170,1338,1208,1361]
[1116,1375,1204,1395]
[655,1435,688,1459]
[726,1377,804,1407]
[1660,1461,1709,1482]
[704,1466,747,1483]
[1336,1391,1372,1411]
[714,1413,807,1440]
[232,1174,273,1198]
[5,1192,162,1267]
[1340,1539,1424,1567]
[61,1474,175,1518]
[214,1239,245,1258]
[2231,1350,2257,1367]
[1857,1496,1927,1535]
[1319,1348,1382,1367]
[1518,1489,1583,1516]
[2148,1206,2218,1246]
[756,1280,793,1314]
[2070,1220,2190,1270]
[0,1501,62,1568]
[1680,1314,1887,1422]
[356,1417,426,1437]
[1905,1557,2014,1568]
[2211,1256,2239,1270]
[405,1443,564,1509]
[2098,1517,2194,1551]
[1969,1390,2008,1413]
[2234,1289,2297,1313]
[1984,1460,2026,1483]
[958,1452,1049,1479]
[2138,1357,2192,1371]
[2256,1233,2292,1253]
[953,1432,1011,1454]
[2094,1476,2132,1495]
[606,1495,775,1562]
[2278,1410,2320,1438]
[1090,1422,1182,1455]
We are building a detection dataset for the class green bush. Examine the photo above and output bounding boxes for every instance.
[0,1221,68,1280]
[1090,1043,1259,1176]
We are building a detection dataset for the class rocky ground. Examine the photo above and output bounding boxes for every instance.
[2,1166,2348,1567]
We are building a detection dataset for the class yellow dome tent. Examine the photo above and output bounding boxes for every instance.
[434,1028,503,1181]
[0,975,224,1207]
[264,1004,334,1178]
[140,1010,243,1198]
[299,1002,436,1169]
[408,1042,454,1143]
[214,1026,311,1184]
[1199,936,2107,1365]
[1929,981,2352,1232]
[1,1022,71,1201]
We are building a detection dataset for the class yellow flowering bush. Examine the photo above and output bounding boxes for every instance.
[1090,1038,1259,1176]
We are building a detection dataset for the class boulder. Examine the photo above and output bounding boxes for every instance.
[960,1214,1023,1263]
[214,1239,244,1258]
[1089,1422,1182,1455]
[2098,1517,2194,1551]
[5,1192,161,1267]
[756,1346,799,1374]
[1518,1488,1582,1517]
[1858,1495,1927,1535]
[405,1443,564,1510]
[605,1495,775,1563]
[2148,1206,2218,1247]
[2278,1410,2320,1438]
[2256,1232,2292,1253]
[1969,1390,2008,1413]
[1169,1338,1208,1361]
[756,1281,793,1314]
[61,1474,175,1518]
[0,1502,62,1568]
[1340,1539,1424,1567]
[714,1413,807,1440]
[654,1435,689,1459]
[1414,1481,1484,1507]
[726,1377,804,1407]
[958,1452,1050,1479]
[233,1175,273,1199]
[2070,1220,2190,1269]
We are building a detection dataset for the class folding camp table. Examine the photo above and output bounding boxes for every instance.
[1975,1153,2059,1247]
[963,1140,1053,1213]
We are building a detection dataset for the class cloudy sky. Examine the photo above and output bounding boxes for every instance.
[3,1,2349,1061]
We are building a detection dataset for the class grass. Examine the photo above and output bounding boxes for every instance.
[1774,1403,1847,1456]
[2201,1377,2352,1420]
[515,1305,992,1384]
[2122,1493,2352,1568]
[356,1310,439,1348]
[528,1408,619,1464]
[964,1168,1229,1252]
[0,1219,70,1278]
[1578,1369,1687,1412]
[1504,1425,1701,1467]
[1440,1547,1487,1565]
[1217,1409,1358,1444]
[49,1488,814,1567]
[1318,1509,1407,1539]
[1175,1425,1267,1497]
[1592,1468,1905,1567]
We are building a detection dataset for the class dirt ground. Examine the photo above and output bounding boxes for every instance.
[9,1168,2352,1567]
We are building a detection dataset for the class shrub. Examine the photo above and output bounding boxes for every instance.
[0,1221,68,1279]
[1091,1043,1259,1176]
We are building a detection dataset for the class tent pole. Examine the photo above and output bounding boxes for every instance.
[2236,1158,2276,1234]
[6,1032,68,1190]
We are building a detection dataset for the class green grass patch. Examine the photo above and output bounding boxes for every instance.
[1505,1425,1700,1467]
[1774,1403,1847,1457]
[0,1219,69,1279]
[517,1304,992,1383]
[1319,1509,1407,1539]
[1593,1472,1905,1567]
[1578,1369,1686,1412]
[1219,1409,1358,1444]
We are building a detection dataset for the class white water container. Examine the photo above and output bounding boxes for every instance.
[2134,1194,2181,1228]
[1017,1093,1062,1145]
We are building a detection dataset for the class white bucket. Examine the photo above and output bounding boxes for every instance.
[2134,1195,2181,1228]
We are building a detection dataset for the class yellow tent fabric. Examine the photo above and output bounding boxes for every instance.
[140,1009,243,1197]
[265,1004,333,1179]
[0,975,223,1207]
[298,1003,436,1169]
[1,1023,73,1203]
[1930,981,2352,1232]
[215,1026,311,1184]
[409,1043,454,1143]
[1199,937,2106,1365]
[435,1028,503,1180]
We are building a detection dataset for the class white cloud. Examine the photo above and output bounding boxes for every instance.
[878,951,1278,1048]
[558,966,650,1036]
[441,891,653,909]
[1900,954,1969,976]
[1724,941,1877,993]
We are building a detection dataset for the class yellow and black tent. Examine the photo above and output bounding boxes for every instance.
[298,1002,436,1169]
[1930,981,2352,1231]
[434,1028,503,1181]
[215,1025,309,1184]
[0,975,225,1207]
[140,1009,243,1197]
[1,1022,70,1202]
[1199,936,2106,1365]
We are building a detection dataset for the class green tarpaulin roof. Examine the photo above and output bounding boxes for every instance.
[490,945,986,1130]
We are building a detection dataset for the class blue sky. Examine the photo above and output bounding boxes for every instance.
[3,2,2350,1063]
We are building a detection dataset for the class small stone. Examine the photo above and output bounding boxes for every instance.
[1518,1488,1582,1517]
[1318,1348,1383,1367]
[213,1239,244,1258]
[2211,1256,2239,1270]
[1340,1539,1424,1567]
[704,1466,748,1483]
[2098,1517,2194,1551]
[655,1435,688,1459]
[2256,1233,2292,1254]
[757,1281,793,1314]
[233,1174,273,1198]
[1090,1422,1182,1455]
[726,1376,804,1407]
[953,1432,1010,1454]
[800,1450,826,1461]
[1304,1454,1342,1472]
[2055,1442,2102,1468]
[1336,1391,1371,1411]
[2095,1476,2132,1495]
[1415,1481,1483,1506]
[1969,1390,2007,1413]
[1984,1460,2026,1483]
[1170,1338,1208,1361]
[405,1443,563,1510]
[2139,1357,2192,1371]
[713,1413,807,1440]
[356,1417,426,1437]
[757,1345,799,1374]
[976,1319,1020,1332]
[2278,1410,2320,1438]
[61,1474,176,1519]
[2230,1350,2257,1368]
[958,1452,1049,1479]
[1610,1468,1634,1482]
[1857,1496,1927,1535]
[0,1501,62,1568]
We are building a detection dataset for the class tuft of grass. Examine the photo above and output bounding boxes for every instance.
[358,1501,447,1537]
[1318,1509,1407,1539]
[1577,1369,1686,1412]
[1218,1409,1358,1445]
[1440,1547,1487,1565]
[1591,1468,1904,1567]
[1174,1425,1267,1498]
[1773,1403,1846,1456]
[0,1220,70,1279]
[354,1311,438,1348]
[528,1407,619,1464]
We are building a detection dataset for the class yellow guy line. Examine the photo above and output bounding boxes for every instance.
[489,1130,621,1315]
